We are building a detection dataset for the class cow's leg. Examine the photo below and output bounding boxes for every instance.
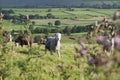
[15,42,19,47]
[21,44,23,47]
[111,38,114,54]
[57,50,60,58]
[50,49,53,55]
[45,47,47,54]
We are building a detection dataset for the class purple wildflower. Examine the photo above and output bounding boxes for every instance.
[97,36,104,44]
[80,47,87,55]
[114,36,120,46]
[88,58,95,65]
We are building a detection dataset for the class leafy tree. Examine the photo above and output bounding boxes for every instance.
[34,14,40,19]
[46,13,55,19]
[29,25,33,31]
[71,25,77,33]
[34,35,41,43]
[48,22,53,27]
[63,26,71,36]
[47,8,52,12]
[54,20,61,27]
[19,14,25,24]
[44,28,50,35]
[32,21,35,25]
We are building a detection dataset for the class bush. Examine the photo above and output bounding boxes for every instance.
[34,35,41,43]
[54,20,61,26]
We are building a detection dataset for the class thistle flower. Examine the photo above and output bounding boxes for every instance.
[80,47,87,56]
[114,36,120,46]
[88,58,95,65]
[97,36,104,44]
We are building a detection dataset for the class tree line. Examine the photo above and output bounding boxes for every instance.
[3,13,56,22]
[33,25,91,35]
[11,24,91,37]
[23,2,120,9]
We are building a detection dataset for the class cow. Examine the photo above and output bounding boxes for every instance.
[45,33,61,58]
[14,34,33,47]
[2,31,12,43]
[113,11,120,20]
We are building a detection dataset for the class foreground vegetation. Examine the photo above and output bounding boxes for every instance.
[0,41,120,80]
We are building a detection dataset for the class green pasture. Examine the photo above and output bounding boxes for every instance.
[3,8,118,20]
[2,19,95,32]
[0,41,120,80]
[2,20,24,31]
[2,8,118,32]
[32,19,95,27]
[1,8,118,42]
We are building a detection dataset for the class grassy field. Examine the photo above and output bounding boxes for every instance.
[2,8,118,32]
[0,41,120,80]
[4,8,118,19]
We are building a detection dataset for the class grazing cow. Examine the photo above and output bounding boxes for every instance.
[45,33,61,58]
[2,31,11,43]
[113,11,120,20]
[15,34,33,47]
[38,37,46,45]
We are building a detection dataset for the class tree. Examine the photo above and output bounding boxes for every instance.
[34,35,41,43]
[54,20,61,27]
[46,13,55,19]
[44,28,50,35]
[32,21,35,25]
[63,26,71,36]
[29,25,33,31]
[71,25,77,33]
[48,22,53,27]
[47,8,52,12]
[34,14,40,19]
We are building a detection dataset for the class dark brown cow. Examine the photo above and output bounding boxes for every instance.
[2,31,10,43]
[15,34,33,47]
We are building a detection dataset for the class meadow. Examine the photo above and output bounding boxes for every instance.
[2,8,118,38]
[1,41,120,80]
[2,8,118,31]
[0,8,120,80]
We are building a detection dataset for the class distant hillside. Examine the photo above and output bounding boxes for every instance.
[0,0,120,8]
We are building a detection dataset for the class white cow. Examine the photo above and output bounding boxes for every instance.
[45,33,61,58]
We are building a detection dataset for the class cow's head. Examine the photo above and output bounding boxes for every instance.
[55,33,61,41]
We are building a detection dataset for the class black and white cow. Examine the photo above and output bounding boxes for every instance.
[45,33,61,58]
